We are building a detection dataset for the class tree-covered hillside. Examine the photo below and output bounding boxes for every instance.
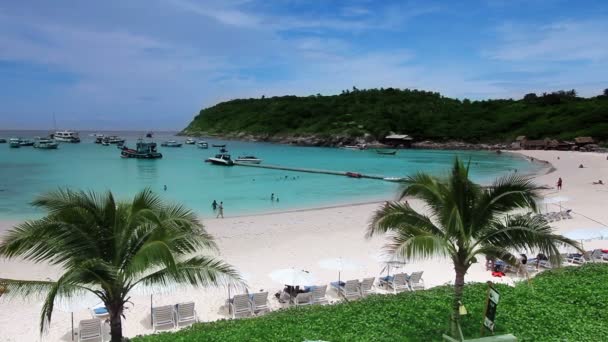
[183,88,608,142]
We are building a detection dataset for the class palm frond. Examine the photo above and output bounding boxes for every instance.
[367,202,445,239]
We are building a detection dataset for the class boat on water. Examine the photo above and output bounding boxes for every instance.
[345,172,362,178]
[120,139,162,159]
[161,140,183,147]
[185,138,196,145]
[102,141,110,146]
[19,138,35,147]
[145,132,153,138]
[205,153,234,166]
[8,138,21,148]
[235,155,262,164]
[94,135,105,144]
[376,149,397,155]
[212,144,226,148]
[383,177,404,182]
[0,138,6,143]
[196,141,209,149]
[103,136,125,144]
[53,130,80,143]
[341,144,367,150]
[34,137,59,149]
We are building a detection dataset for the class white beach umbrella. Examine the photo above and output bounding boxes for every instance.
[541,196,570,212]
[269,268,315,287]
[54,291,102,341]
[318,257,361,285]
[371,252,407,276]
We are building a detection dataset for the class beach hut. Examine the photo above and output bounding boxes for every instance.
[574,136,594,147]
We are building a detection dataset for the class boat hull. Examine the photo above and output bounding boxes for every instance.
[205,158,234,166]
[121,150,163,159]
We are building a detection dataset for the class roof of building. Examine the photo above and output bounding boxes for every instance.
[574,136,594,144]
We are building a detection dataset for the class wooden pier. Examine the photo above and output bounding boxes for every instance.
[233,162,389,180]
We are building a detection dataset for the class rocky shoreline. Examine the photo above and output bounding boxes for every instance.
[178,130,511,150]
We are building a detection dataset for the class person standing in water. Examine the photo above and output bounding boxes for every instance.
[212,200,218,211]
[217,202,224,218]
[163,185,167,191]
[271,193,275,201]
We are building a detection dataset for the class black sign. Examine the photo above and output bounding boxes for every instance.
[483,285,500,332]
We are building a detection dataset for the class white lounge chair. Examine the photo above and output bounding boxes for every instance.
[331,279,362,300]
[250,292,270,315]
[78,319,102,342]
[590,250,608,262]
[409,271,425,291]
[176,302,197,326]
[359,277,375,297]
[379,273,409,293]
[230,294,253,318]
[152,305,176,331]
[294,292,313,306]
[311,285,329,305]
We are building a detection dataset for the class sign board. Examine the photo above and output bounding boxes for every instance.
[483,285,500,332]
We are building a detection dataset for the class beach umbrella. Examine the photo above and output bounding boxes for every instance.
[54,291,102,341]
[541,196,570,212]
[269,268,315,287]
[131,281,188,328]
[371,252,407,276]
[318,257,360,285]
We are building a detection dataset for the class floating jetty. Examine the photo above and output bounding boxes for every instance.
[233,162,391,181]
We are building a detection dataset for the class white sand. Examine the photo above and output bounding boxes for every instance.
[1,150,607,341]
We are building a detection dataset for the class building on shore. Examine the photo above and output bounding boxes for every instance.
[383,134,413,148]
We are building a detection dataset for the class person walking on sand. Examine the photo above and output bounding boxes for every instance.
[216,201,224,218]
[557,177,562,190]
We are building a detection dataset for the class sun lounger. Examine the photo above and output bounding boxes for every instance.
[311,285,329,305]
[78,319,103,342]
[230,294,253,318]
[152,305,176,331]
[294,292,313,306]
[250,292,270,315]
[590,249,608,262]
[175,302,197,326]
[331,279,361,300]
[408,271,425,290]
[379,273,409,293]
[359,277,375,297]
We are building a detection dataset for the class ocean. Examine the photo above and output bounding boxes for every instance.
[0,130,543,219]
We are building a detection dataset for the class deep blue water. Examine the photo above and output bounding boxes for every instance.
[0,131,542,219]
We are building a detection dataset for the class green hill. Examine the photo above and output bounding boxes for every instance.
[183,88,608,143]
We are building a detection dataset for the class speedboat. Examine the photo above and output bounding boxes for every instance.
[376,149,397,155]
[106,136,125,144]
[185,138,196,144]
[102,141,110,146]
[95,135,105,144]
[235,155,262,164]
[34,137,59,149]
[9,138,20,148]
[196,141,209,149]
[120,139,162,159]
[161,140,182,147]
[53,130,80,143]
[341,144,367,150]
[0,138,7,143]
[383,177,404,182]
[205,153,234,166]
[18,139,35,147]
[212,144,226,148]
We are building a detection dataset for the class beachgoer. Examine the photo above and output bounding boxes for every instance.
[557,177,562,190]
[163,185,167,191]
[276,197,279,203]
[557,156,560,160]
[216,202,224,218]
[592,180,604,185]
[212,200,218,211]
[518,254,528,277]
[579,164,584,168]
[536,253,548,270]
[485,255,495,271]
[271,193,274,201]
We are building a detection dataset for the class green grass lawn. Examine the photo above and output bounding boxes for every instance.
[132,264,608,342]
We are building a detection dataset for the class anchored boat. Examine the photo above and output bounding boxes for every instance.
[9,138,21,148]
[376,149,397,155]
[161,140,183,147]
[34,137,59,149]
[185,138,196,145]
[205,153,234,166]
[235,155,262,164]
[196,141,209,149]
[53,130,80,143]
[120,139,162,159]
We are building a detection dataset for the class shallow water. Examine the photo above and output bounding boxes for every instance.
[0,131,542,219]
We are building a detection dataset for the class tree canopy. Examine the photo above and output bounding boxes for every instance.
[183,88,608,142]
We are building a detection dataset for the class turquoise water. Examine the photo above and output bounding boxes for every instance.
[0,131,542,220]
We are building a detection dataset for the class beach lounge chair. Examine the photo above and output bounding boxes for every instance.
[78,319,102,342]
[331,279,361,300]
[152,305,176,331]
[408,271,425,291]
[379,273,409,293]
[294,292,313,306]
[311,285,329,305]
[230,294,253,318]
[250,292,270,315]
[359,277,375,297]
[176,302,197,326]
[590,250,608,262]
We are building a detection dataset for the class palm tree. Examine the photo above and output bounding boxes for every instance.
[0,189,242,342]
[367,158,580,338]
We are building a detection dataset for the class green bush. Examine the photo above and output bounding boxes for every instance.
[132,264,608,342]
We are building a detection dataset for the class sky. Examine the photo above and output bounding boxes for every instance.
[1,0,607,130]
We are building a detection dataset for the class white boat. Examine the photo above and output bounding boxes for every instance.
[235,155,262,164]
[341,144,367,150]
[205,153,234,166]
[161,140,182,147]
[383,177,404,182]
[185,138,196,145]
[34,137,59,149]
[196,141,209,149]
[53,130,80,143]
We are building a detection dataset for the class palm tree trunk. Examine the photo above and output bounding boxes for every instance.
[109,304,123,342]
[450,265,466,339]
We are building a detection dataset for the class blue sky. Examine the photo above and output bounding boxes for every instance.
[1,0,607,130]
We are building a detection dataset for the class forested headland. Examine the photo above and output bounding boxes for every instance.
[182,88,608,144]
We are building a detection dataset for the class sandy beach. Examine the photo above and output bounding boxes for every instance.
[1,150,607,341]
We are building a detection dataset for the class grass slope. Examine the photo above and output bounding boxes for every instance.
[132,264,608,342]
